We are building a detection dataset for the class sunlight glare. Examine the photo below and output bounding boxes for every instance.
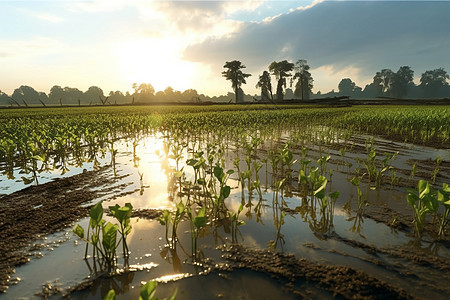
[116,38,196,92]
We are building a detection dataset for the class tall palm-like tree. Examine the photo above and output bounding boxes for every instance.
[222,60,251,103]
[256,71,273,101]
[269,60,294,101]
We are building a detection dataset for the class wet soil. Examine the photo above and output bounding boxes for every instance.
[218,245,415,299]
[0,166,139,293]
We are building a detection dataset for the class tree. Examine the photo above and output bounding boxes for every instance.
[292,59,313,100]
[420,68,449,98]
[338,78,356,95]
[132,83,155,103]
[391,66,414,98]
[84,86,105,104]
[256,70,273,101]
[269,60,294,101]
[373,69,394,97]
[222,60,251,103]
[11,85,46,106]
[0,90,10,106]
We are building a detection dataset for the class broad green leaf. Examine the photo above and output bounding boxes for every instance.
[194,216,206,229]
[73,224,84,239]
[313,177,327,198]
[102,222,118,252]
[139,281,157,300]
[221,185,231,199]
[329,191,340,200]
[350,177,360,187]
[214,165,224,183]
[90,202,104,227]
[406,193,417,206]
[418,180,430,199]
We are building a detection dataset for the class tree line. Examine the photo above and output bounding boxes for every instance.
[223,60,450,102]
[0,84,208,107]
[1,63,449,106]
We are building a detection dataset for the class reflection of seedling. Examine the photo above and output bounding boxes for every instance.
[104,280,177,300]
[252,161,263,200]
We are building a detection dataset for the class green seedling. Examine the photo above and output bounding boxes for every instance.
[350,176,366,210]
[406,180,439,237]
[109,203,133,257]
[437,183,450,238]
[187,206,207,259]
[73,202,123,270]
[229,203,246,243]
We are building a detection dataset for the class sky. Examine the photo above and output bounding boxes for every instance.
[0,0,449,97]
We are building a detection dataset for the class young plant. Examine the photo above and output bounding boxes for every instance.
[406,180,439,237]
[73,202,122,270]
[109,203,133,257]
[229,203,246,243]
[350,176,366,210]
[187,206,207,259]
[437,183,450,238]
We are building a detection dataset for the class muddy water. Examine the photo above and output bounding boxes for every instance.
[1,131,449,299]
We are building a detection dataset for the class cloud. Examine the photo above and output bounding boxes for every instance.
[183,1,450,84]
[148,1,263,36]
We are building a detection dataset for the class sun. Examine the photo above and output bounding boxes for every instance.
[116,37,196,92]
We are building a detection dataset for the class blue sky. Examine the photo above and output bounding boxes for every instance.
[1,1,449,96]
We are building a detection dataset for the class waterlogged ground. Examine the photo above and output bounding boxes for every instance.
[1,129,450,299]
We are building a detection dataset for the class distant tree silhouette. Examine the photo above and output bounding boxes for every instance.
[373,69,394,97]
[132,83,155,103]
[420,68,449,98]
[256,70,273,101]
[181,89,199,102]
[269,60,294,101]
[0,90,11,106]
[84,86,105,104]
[338,78,356,95]
[222,60,251,103]
[11,85,46,106]
[391,66,414,98]
[292,59,313,100]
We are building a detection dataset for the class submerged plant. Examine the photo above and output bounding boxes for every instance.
[187,206,207,259]
[73,202,133,270]
[350,176,366,210]
[406,180,438,237]
[229,203,246,243]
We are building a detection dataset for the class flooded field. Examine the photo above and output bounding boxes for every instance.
[0,105,449,299]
